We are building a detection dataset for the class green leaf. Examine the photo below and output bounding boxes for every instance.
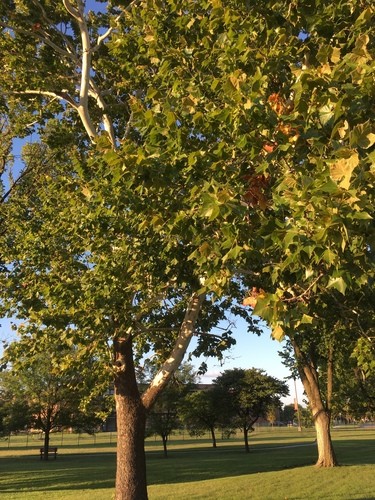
[322,248,337,265]
[350,121,375,149]
[327,276,347,295]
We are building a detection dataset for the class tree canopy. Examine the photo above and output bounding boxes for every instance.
[0,0,374,496]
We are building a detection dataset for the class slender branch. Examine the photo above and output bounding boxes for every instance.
[95,0,141,47]
[10,90,77,108]
[123,111,134,140]
[63,0,97,141]
[88,81,116,147]
[1,152,57,204]
[283,273,324,303]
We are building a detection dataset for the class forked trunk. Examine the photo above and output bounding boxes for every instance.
[113,294,204,499]
[314,410,337,467]
[114,337,148,500]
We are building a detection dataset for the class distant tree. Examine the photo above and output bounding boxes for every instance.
[0,371,31,435]
[146,363,197,457]
[1,329,112,459]
[213,368,289,452]
[181,387,223,448]
[281,404,297,425]
[266,403,280,428]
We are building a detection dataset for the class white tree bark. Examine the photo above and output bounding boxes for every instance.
[142,293,205,410]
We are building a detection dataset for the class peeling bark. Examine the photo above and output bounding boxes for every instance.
[292,339,338,467]
[142,293,204,410]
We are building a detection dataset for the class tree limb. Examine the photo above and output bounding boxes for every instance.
[63,0,97,142]
[141,293,205,411]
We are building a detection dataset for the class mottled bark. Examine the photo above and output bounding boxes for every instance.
[114,337,148,500]
[314,409,337,467]
[292,339,338,467]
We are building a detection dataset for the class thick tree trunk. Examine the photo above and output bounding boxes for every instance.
[314,409,337,467]
[292,339,338,468]
[114,337,148,500]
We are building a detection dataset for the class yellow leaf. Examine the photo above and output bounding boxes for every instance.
[243,296,257,308]
[329,153,359,190]
[272,325,284,341]
[81,186,91,199]
[244,99,253,110]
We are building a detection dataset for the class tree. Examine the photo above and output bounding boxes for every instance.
[0,372,32,436]
[181,387,223,448]
[213,368,289,452]
[0,1,374,497]
[1,330,112,459]
[146,362,197,457]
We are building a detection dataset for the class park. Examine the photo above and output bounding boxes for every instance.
[1,426,374,499]
[0,0,374,499]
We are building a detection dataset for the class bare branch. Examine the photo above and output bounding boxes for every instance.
[10,90,77,108]
[95,0,141,47]
[63,0,97,142]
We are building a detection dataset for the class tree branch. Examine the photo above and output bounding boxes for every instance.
[95,0,141,47]
[63,0,97,142]
[88,80,116,148]
[141,293,205,411]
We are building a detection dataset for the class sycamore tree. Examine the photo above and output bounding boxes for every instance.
[0,1,374,497]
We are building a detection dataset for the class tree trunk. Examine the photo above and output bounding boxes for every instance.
[292,339,338,468]
[314,409,337,467]
[210,427,217,448]
[243,426,250,453]
[114,337,148,500]
[162,435,168,458]
[42,412,52,461]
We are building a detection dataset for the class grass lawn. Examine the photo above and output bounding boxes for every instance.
[0,427,374,499]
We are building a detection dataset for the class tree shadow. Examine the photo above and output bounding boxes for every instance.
[0,437,373,494]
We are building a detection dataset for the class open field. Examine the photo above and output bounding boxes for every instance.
[0,427,374,499]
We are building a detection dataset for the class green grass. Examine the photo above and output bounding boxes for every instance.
[0,427,374,499]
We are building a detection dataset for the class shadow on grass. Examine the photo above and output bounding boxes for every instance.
[0,436,373,494]
[0,452,116,494]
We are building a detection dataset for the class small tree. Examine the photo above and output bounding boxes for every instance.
[146,363,197,457]
[214,368,289,452]
[1,330,112,459]
[181,387,223,448]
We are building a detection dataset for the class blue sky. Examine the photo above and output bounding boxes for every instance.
[191,318,305,406]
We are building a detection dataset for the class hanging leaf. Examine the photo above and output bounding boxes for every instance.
[329,153,359,190]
